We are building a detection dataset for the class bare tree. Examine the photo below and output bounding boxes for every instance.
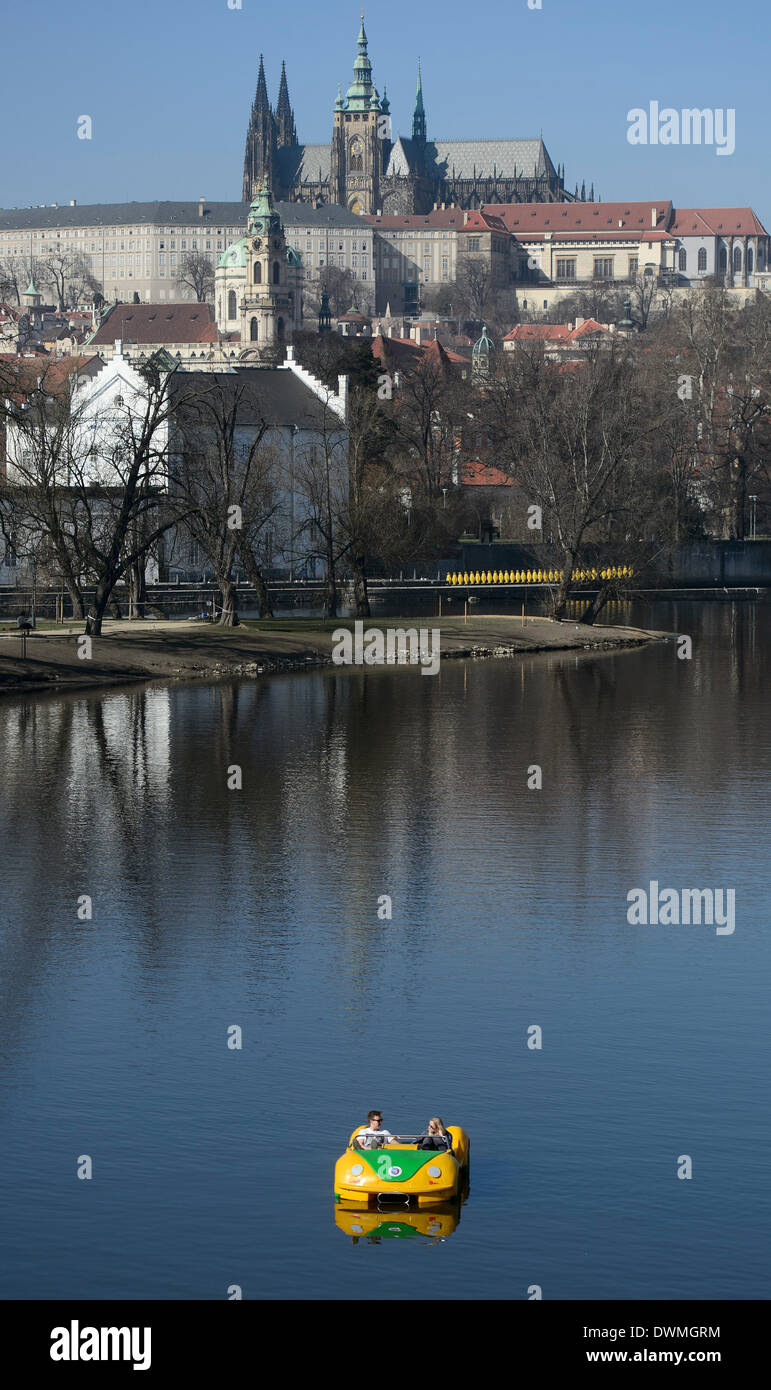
[0,356,190,632]
[173,376,280,624]
[628,271,661,330]
[483,341,661,621]
[454,256,494,322]
[175,251,215,303]
[677,286,771,538]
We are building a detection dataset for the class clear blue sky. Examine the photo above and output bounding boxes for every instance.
[1,0,768,224]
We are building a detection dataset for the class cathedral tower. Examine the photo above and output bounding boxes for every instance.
[331,15,385,215]
[242,56,298,201]
[275,60,297,147]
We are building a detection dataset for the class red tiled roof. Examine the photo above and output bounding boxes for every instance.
[371,334,469,371]
[484,201,674,234]
[670,207,769,237]
[504,318,609,342]
[461,460,513,487]
[89,302,217,346]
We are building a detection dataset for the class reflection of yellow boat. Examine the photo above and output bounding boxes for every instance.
[334,1125,470,1209]
[335,1204,460,1241]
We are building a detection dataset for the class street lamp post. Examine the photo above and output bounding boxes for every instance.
[749,494,758,540]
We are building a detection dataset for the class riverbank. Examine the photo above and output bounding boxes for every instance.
[0,615,670,698]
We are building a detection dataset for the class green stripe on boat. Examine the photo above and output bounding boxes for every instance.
[358,1151,439,1180]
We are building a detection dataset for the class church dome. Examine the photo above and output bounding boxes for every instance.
[218,236,248,269]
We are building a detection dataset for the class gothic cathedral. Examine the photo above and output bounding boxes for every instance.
[242,17,573,216]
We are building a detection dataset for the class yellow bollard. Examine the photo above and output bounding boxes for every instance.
[480,571,487,584]
[486,570,493,584]
[445,573,452,584]
[463,571,469,585]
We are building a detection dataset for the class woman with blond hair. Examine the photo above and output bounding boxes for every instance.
[418,1117,452,1151]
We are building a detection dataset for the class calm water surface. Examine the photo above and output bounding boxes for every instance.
[0,599,769,1300]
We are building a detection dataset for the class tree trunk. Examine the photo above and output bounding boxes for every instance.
[64,577,85,620]
[127,559,147,619]
[239,543,273,618]
[578,584,615,625]
[90,581,113,635]
[351,553,370,618]
[550,552,576,620]
[729,455,746,540]
[218,578,238,626]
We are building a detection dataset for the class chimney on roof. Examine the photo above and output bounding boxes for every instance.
[651,207,658,227]
[198,197,206,218]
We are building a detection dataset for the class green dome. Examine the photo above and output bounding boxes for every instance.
[218,237,248,269]
[472,325,495,358]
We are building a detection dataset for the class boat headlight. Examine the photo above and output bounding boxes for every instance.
[427,1165,442,1178]
[351,1163,363,1176]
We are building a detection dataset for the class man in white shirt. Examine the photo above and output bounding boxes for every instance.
[354,1110,395,1149]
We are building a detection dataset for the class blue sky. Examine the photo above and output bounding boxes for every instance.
[1,0,768,223]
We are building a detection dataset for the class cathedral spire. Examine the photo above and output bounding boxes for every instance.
[275,59,297,146]
[345,10,376,109]
[412,58,426,142]
[254,54,270,113]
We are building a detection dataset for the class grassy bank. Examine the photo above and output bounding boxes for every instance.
[0,615,670,699]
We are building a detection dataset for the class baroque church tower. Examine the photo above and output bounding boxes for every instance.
[239,183,298,360]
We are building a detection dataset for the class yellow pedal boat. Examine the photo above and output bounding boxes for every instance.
[334,1124,470,1210]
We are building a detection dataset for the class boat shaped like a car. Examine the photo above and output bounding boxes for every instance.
[334,1124,470,1209]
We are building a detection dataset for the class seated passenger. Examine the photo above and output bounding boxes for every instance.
[417,1117,452,1151]
[354,1110,395,1150]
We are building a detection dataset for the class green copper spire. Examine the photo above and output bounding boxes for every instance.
[345,11,377,110]
[412,59,426,142]
[415,60,424,113]
[247,180,281,235]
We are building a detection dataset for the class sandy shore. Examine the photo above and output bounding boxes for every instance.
[0,615,670,698]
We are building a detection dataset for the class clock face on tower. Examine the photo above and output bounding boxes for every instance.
[252,237,262,250]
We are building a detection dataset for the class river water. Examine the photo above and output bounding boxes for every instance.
[0,598,768,1300]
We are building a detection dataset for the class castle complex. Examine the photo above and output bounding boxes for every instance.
[242,18,572,215]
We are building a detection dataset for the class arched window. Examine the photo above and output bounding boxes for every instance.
[719,246,727,272]
[747,246,754,274]
[733,246,742,272]
[254,262,262,284]
[227,289,237,319]
[698,247,707,271]
[250,318,258,342]
[679,249,687,271]
[273,261,280,285]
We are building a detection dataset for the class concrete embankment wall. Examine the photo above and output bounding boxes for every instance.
[452,540,771,587]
